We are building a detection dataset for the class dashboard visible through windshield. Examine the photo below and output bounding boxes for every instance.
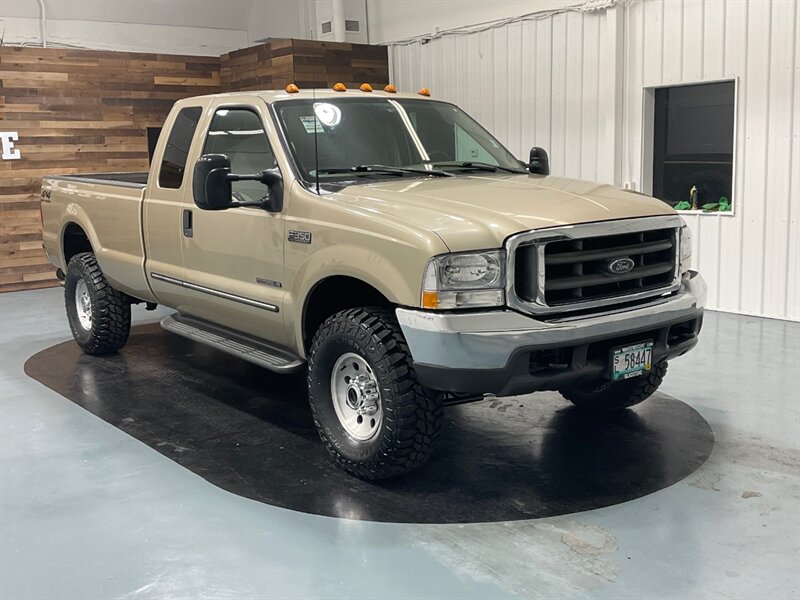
[272,97,526,184]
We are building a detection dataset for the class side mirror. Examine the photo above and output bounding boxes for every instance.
[528,147,550,176]
[192,153,284,212]
[193,154,234,210]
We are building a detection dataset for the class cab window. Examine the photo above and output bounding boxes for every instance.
[203,108,277,203]
[159,107,202,189]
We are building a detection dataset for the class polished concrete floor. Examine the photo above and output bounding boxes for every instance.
[1,287,799,599]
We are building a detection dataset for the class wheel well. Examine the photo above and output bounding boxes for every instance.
[63,223,93,265]
[303,276,392,353]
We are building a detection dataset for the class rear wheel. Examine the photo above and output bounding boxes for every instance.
[560,361,668,411]
[307,307,443,480]
[64,252,131,355]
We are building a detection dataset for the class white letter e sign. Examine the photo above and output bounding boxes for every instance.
[1,132,21,160]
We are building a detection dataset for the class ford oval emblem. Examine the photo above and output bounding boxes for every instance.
[607,257,635,274]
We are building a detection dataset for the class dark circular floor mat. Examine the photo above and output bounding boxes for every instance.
[25,323,714,524]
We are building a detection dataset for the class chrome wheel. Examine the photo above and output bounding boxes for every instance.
[74,278,92,330]
[330,352,383,441]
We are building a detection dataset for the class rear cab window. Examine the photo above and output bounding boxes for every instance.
[159,107,202,189]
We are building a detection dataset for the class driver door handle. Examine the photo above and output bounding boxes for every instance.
[182,209,193,238]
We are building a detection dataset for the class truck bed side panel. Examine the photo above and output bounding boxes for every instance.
[41,177,156,302]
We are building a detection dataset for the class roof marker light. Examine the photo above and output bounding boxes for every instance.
[418,87,431,97]
[359,83,373,92]
[384,84,397,93]
[333,82,347,92]
[285,83,300,93]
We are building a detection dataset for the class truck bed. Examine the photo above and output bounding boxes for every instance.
[41,172,155,303]
[46,172,149,188]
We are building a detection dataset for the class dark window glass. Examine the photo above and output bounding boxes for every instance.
[203,108,277,203]
[147,127,162,165]
[273,98,523,184]
[653,81,734,211]
[158,107,202,189]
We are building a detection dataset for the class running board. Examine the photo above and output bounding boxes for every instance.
[160,314,305,374]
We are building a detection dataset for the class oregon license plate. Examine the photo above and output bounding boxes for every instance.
[611,341,653,381]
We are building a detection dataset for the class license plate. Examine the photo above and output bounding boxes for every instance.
[611,341,653,381]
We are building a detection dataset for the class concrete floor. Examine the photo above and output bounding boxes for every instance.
[1,287,798,599]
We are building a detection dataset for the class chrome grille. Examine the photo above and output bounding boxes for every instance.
[507,216,683,315]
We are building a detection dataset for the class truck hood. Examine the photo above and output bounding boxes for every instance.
[334,174,675,252]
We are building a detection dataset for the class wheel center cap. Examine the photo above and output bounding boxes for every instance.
[346,386,362,410]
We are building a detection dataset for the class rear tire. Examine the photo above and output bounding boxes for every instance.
[64,252,131,356]
[560,361,668,411]
[307,307,443,480]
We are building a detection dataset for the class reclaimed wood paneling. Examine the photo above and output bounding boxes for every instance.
[0,46,219,292]
[220,39,389,91]
[0,39,388,293]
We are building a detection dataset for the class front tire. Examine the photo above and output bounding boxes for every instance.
[307,307,443,480]
[560,361,668,411]
[64,252,131,356]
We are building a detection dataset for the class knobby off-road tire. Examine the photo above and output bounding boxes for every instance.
[64,252,131,356]
[307,307,443,480]
[560,361,668,411]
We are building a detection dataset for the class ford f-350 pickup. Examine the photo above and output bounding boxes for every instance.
[40,86,705,479]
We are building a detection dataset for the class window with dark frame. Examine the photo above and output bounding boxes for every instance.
[158,107,202,189]
[652,81,734,212]
[146,127,162,165]
[202,108,277,203]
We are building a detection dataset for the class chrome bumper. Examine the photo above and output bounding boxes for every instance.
[397,271,706,371]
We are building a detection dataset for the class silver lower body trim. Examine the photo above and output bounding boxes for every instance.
[150,272,279,313]
[397,270,706,370]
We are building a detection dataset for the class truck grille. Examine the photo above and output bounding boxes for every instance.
[509,217,682,315]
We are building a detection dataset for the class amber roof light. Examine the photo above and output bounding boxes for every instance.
[285,83,300,93]
[384,84,397,93]
[359,83,373,92]
[418,87,431,97]
[333,82,347,92]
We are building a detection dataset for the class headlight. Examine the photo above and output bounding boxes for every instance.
[680,224,692,274]
[422,250,505,309]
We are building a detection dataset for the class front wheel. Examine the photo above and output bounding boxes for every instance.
[64,252,131,356]
[559,361,668,411]
[307,307,443,480]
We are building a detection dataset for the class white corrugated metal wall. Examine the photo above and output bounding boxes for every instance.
[389,0,800,321]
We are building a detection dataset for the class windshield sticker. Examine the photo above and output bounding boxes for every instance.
[300,116,324,134]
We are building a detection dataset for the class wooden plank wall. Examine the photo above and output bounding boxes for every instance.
[220,39,389,91]
[0,39,388,293]
[0,47,220,292]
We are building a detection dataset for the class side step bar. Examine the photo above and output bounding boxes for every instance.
[160,314,305,374]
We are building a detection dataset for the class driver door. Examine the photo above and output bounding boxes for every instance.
[180,103,287,346]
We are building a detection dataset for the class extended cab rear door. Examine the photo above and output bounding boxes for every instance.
[178,98,287,346]
[143,104,203,311]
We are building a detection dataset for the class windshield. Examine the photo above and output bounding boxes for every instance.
[273,98,525,183]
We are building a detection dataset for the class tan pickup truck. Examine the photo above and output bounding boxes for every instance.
[41,87,705,479]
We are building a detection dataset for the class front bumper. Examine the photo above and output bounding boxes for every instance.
[397,271,706,396]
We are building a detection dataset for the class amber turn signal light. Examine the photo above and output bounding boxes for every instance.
[359,83,373,92]
[384,84,397,93]
[285,83,300,93]
[418,87,431,97]
[422,291,439,309]
[332,82,347,92]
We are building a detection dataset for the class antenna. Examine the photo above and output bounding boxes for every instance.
[312,87,321,195]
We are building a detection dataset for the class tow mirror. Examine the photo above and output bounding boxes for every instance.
[528,147,550,176]
[192,153,284,212]
[193,154,234,210]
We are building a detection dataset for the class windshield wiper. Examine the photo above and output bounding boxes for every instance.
[317,164,454,177]
[429,161,527,174]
